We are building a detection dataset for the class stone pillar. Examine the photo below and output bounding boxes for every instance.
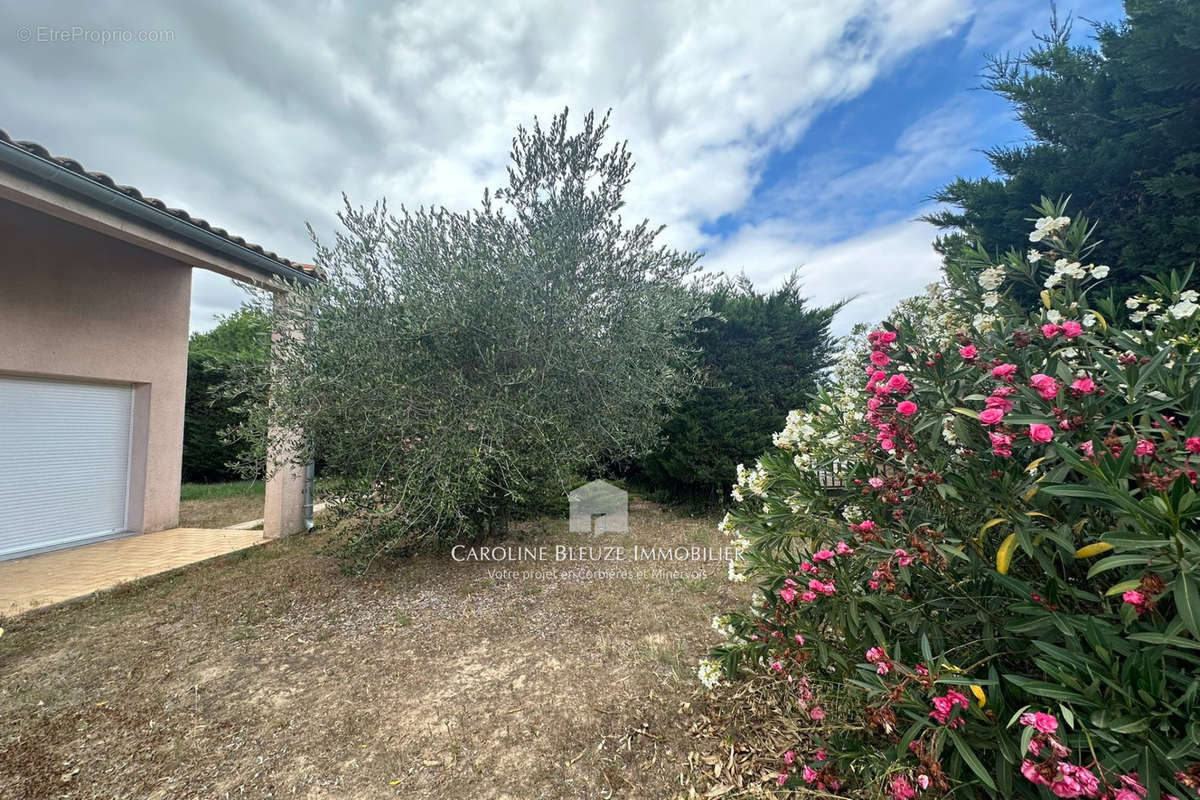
[263,291,307,538]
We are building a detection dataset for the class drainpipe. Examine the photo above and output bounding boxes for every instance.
[304,460,315,530]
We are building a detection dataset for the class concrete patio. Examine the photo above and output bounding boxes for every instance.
[0,527,266,616]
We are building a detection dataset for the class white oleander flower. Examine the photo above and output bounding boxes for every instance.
[978,266,1006,291]
[1169,300,1198,319]
[1181,290,1199,303]
[1046,309,1063,324]
[1027,250,1042,263]
[1091,265,1110,279]
[698,660,723,689]
[1126,297,1142,309]
[982,292,1000,309]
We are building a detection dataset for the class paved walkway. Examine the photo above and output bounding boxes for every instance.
[0,528,266,616]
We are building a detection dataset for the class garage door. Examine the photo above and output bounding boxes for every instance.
[0,375,133,560]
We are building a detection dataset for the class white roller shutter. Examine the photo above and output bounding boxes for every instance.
[0,375,133,560]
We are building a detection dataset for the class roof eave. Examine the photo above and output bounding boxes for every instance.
[0,138,318,287]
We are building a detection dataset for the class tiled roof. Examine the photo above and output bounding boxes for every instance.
[0,128,320,280]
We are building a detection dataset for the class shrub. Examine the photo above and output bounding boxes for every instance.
[183,308,270,482]
[631,274,841,506]
[235,109,708,559]
[706,199,1200,798]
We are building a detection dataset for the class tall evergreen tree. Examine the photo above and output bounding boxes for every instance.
[925,0,1200,293]
[632,274,841,505]
[183,308,270,482]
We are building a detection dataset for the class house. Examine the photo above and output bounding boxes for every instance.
[0,129,317,561]
[567,480,628,535]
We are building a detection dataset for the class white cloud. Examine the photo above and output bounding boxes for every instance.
[704,214,945,335]
[0,0,977,331]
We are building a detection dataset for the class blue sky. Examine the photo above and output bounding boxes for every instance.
[0,0,1128,334]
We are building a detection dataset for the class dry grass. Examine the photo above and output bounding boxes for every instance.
[0,500,767,799]
[178,481,265,528]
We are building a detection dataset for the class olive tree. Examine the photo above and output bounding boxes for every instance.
[241,109,708,559]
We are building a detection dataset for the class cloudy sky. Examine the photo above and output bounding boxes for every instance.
[1,0,1124,334]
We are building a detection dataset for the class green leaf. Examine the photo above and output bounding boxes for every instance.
[1087,554,1153,578]
[1175,575,1200,638]
[1128,632,1200,651]
[947,729,996,790]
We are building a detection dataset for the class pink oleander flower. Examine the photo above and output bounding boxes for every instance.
[870,350,891,367]
[1019,711,1059,733]
[1187,437,1200,454]
[815,748,827,761]
[802,764,818,783]
[779,587,797,604]
[799,561,817,573]
[800,591,817,602]
[990,432,1014,457]
[1021,760,1047,786]
[795,634,805,645]
[959,344,978,359]
[784,750,795,765]
[891,774,916,800]
[868,477,884,489]
[894,548,914,567]
[985,394,1014,412]
[1061,320,1083,338]
[1041,323,1061,339]
[993,384,1017,396]
[808,579,836,596]
[852,519,876,533]
[916,774,930,790]
[1030,373,1060,400]
[880,438,895,452]
[813,549,836,562]
[1029,423,1054,443]
[1122,590,1145,606]
[1052,763,1099,798]
[979,407,1006,425]
[1079,441,1094,456]
[1117,774,1145,797]
[1070,376,1096,394]
[887,373,913,394]
[835,540,854,555]
[770,661,784,672]
[866,646,886,663]
[1135,439,1156,457]
[809,706,825,721]
[992,363,1018,381]
[777,771,788,787]
[896,400,918,416]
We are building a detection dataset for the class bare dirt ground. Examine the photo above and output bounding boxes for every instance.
[0,501,752,799]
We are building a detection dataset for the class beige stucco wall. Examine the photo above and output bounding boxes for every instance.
[0,197,192,533]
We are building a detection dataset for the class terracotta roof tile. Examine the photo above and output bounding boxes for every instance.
[0,128,320,280]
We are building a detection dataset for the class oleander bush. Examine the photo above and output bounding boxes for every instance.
[704,199,1200,799]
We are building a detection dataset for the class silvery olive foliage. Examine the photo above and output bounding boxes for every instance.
[237,109,709,558]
